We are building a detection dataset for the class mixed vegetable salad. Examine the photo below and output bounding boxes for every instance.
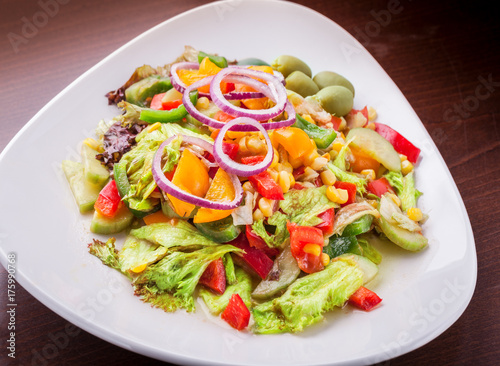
[62,46,428,333]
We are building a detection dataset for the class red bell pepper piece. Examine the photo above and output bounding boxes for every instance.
[150,93,166,110]
[229,233,274,279]
[245,225,279,259]
[241,155,265,165]
[198,258,226,295]
[221,294,250,330]
[334,181,357,206]
[248,171,284,200]
[374,123,421,163]
[162,99,183,111]
[331,115,343,131]
[349,286,382,311]
[346,106,369,129]
[222,142,239,160]
[94,180,122,217]
[214,110,235,123]
[315,208,335,236]
[287,222,324,274]
[367,177,393,198]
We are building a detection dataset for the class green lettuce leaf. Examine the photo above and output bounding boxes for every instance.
[118,235,168,273]
[384,171,422,211]
[327,162,367,195]
[130,221,219,251]
[88,238,126,275]
[252,259,363,334]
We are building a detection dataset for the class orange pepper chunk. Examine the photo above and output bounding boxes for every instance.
[350,146,381,173]
[143,210,172,225]
[177,57,229,94]
[272,127,316,160]
[193,168,236,223]
[167,148,210,217]
[235,65,274,110]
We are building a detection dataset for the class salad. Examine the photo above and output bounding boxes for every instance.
[62,46,428,333]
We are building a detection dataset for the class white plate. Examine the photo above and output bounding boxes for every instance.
[0,0,477,365]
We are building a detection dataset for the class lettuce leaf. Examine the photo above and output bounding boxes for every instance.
[252,259,363,334]
[327,162,367,195]
[384,171,422,211]
[118,235,168,274]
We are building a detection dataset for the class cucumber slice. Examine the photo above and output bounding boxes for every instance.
[194,216,242,243]
[62,160,103,213]
[90,205,134,235]
[81,144,109,186]
[378,215,428,251]
[252,246,300,300]
[341,214,373,237]
[125,75,172,107]
[346,127,401,172]
[334,253,378,284]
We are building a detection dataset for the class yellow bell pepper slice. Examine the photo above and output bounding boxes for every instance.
[193,168,236,223]
[272,127,316,160]
[167,148,210,217]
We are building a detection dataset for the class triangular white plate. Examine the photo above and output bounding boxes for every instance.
[0,1,476,365]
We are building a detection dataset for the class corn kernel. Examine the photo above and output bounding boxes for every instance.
[247,135,266,154]
[303,149,320,167]
[302,114,316,124]
[310,156,329,171]
[147,122,162,133]
[320,170,337,186]
[253,208,265,221]
[281,162,293,174]
[131,263,147,273]
[83,137,102,152]
[331,141,344,152]
[242,181,255,193]
[268,168,279,183]
[238,136,249,154]
[258,197,274,217]
[399,154,408,162]
[401,159,414,175]
[337,188,349,204]
[366,122,376,130]
[278,170,291,194]
[303,166,319,181]
[270,148,280,169]
[407,207,423,221]
[196,96,210,110]
[367,199,379,209]
[288,172,296,187]
[326,186,340,203]
[303,243,322,257]
[288,154,303,169]
[368,106,377,121]
[321,252,331,266]
[322,153,330,161]
[389,193,401,207]
[361,169,376,181]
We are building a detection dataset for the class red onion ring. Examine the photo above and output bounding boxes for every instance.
[213,117,274,177]
[152,135,243,210]
[182,75,296,131]
[210,67,287,120]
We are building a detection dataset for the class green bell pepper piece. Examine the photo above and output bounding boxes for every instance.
[139,91,198,124]
[125,75,172,107]
[293,114,337,149]
[198,51,228,68]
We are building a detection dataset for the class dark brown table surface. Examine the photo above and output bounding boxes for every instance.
[1,0,499,365]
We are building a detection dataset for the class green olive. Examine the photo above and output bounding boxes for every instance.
[271,55,312,78]
[237,58,270,66]
[313,85,354,116]
[313,71,355,96]
[285,71,319,98]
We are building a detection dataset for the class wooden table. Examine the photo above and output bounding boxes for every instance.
[1,0,499,365]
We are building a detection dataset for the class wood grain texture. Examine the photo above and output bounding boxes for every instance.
[1,0,499,365]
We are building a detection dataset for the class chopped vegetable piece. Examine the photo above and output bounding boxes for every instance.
[229,233,274,279]
[334,181,357,206]
[375,123,421,163]
[348,286,382,311]
[287,222,324,274]
[198,258,226,295]
[315,208,335,236]
[248,171,284,200]
[94,180,122,217]
[221,294,250,330]
[367,177,393,198]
